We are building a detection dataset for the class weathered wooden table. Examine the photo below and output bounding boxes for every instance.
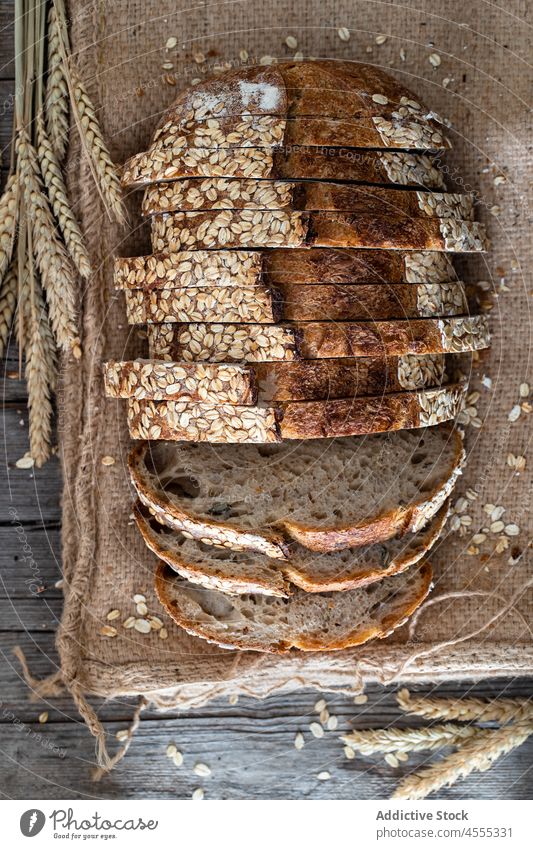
[1,2,531,799]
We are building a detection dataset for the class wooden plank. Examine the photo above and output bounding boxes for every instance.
[0,596,62,631]
[0,81,14,153]
[0,524,61,597]
[0,699,531,800]
[0,0,14,78]
[0,407,62,523]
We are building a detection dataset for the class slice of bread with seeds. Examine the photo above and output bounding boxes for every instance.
[124,281,469,325]
[137,500,447,596]
[125,384,466,443]
[104,354,453,404]
[128,425,464,558]
[142,181,473,218]
[147,315,490,363]
[114,249,457,290]
[154,559,434,652]
[151,210,486,253]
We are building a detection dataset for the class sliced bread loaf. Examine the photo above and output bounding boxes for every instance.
[104,354,450,403]
[114,249,457,290]
[123,146,446,187]
[154,559,434,652]
[151,210,486,252]
[128,425,464,557]
[124,281,468,325]
[126,384,466,443]
[146,316,490,363]
[137,501,447,595]
[142,181,472,218]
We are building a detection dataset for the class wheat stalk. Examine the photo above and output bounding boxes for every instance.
[36,113,91,278]
[16,129,80,354]
[68,69,127,226]
[0,175,18,283]
[397,689,533,725]
[45,1,69,161]
[342,724,484,756]
[393,722,533,799]
[22,251,57,467]
[0,260,18,361]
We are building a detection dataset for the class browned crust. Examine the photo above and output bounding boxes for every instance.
[153,560,434,653]
[128,427,464,555]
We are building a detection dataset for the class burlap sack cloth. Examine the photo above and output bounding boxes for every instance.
[57,0,532,764]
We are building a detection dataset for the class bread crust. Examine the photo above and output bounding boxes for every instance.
[128,427,464,556]
[147,316,490,363]
[153,560,434,652]
[137,501,447,595]
[151,210,486,253]
[114,249,457,291]
[126,384,467,443]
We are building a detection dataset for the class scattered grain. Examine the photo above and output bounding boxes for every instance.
[100,625,117,637]
[375,34,387,44]
[134,618,151,633]
[38,712,48,724]
[295,732,305,750]
[194,763,211,777]
[15,454,35,469]
[385,753,400,768]
[165,37,177,49]
[285,36,298,49]
[317,771,331,780]
[354,694,368,705]
[429,53,441,67]
[106,609,120,621]
[101,455,115,466]
[310,722,324,739]
[327,716,339,731]
[338,27,350,41]
[192,788,204,800]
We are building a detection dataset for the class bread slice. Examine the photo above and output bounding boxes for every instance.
[123,145,448,187]
[104,354,451,403]
[154,559,434,652]
[146,316,490,363]
[142,181,473,219]
[128,424,464,557]
[114,249,458,290]
[136,501,447,595]
[126,384,466,443]
[151,210,486,253]
[124,281,469,325]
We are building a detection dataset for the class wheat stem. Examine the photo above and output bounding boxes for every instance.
[397,689,533,725]
[0,174,19,282]
[16,128,79,352]
[0,260,18,361]
[45,1,69,161]
[342,724,484,756]
[393,722,533,800]
[69,69,127,226]
[36,113,91,278]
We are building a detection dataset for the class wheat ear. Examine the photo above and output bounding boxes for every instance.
[342,724,484,756]
[0,260,18,361]
[397,689,533,724]
[36,113,91,278]
[393,722,533,800]
[16,129,80,353]
[45,2,69,161]
[69,69,127,226]
[0,175,18,282]
[22,263,56,467]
